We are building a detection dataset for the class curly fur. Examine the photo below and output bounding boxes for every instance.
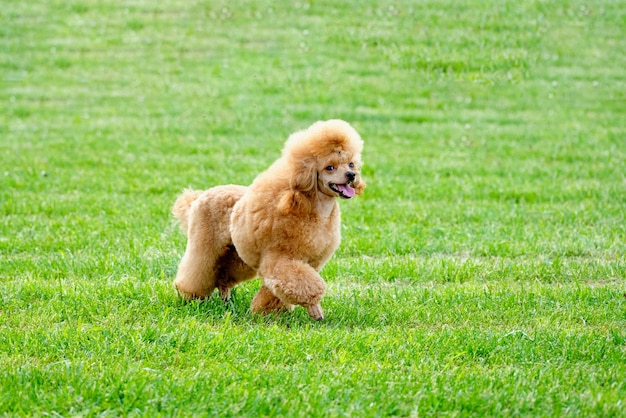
[172,119,365,320]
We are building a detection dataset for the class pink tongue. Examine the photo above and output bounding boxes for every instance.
[337,184,355,198]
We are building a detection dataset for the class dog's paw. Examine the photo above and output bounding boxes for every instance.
[218,287,231,303]
[306,304,324,321]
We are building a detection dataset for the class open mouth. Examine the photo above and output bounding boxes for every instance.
[329,183,356,199]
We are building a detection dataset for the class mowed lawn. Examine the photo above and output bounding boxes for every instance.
[1,0,625,416]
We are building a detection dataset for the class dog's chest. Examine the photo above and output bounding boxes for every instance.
[295,211,341,268]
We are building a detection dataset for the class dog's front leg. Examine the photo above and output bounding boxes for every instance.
[304,304,324,321]
[258,254,326,320]
[250,284,294,314]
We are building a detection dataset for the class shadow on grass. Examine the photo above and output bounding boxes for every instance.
[167,281,416,330]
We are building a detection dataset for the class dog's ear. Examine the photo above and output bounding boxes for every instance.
[354,177,366,196]
[290,157,317,193]
[277,157,316,214]
[278,190,312,214]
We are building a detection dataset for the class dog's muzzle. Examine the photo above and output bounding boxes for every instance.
[330,182,356,199]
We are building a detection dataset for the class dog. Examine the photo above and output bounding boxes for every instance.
[172,119,365,320]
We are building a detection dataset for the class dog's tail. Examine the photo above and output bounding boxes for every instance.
[172,189,204,233]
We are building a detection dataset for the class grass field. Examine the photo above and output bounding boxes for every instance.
[2,0,625,416]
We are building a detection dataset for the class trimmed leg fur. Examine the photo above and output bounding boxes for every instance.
[250,284,294,314]
[258,254,326,320]
[173,186,252,299]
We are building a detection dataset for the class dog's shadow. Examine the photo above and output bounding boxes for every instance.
[169,281,415,329]
[171,292,316,328]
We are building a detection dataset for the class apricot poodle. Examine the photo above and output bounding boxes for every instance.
[172,119,365,320]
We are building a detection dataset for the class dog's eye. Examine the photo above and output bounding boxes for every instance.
[326,166,335,171]
[349,162,355,168]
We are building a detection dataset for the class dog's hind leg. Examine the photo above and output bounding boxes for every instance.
[258,254,326,320]
[174,198,226,299]
[173,225,220,299]
[216,245,257,302]
[173,186,249,300]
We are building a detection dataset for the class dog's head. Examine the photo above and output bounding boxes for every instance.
[282,119,366,202]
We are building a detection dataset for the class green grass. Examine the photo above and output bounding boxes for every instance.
[1,0,625,416]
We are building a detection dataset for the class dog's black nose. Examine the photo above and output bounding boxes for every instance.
[345,171,356,182]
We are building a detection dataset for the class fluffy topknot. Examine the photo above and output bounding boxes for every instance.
[282,119,363,163]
